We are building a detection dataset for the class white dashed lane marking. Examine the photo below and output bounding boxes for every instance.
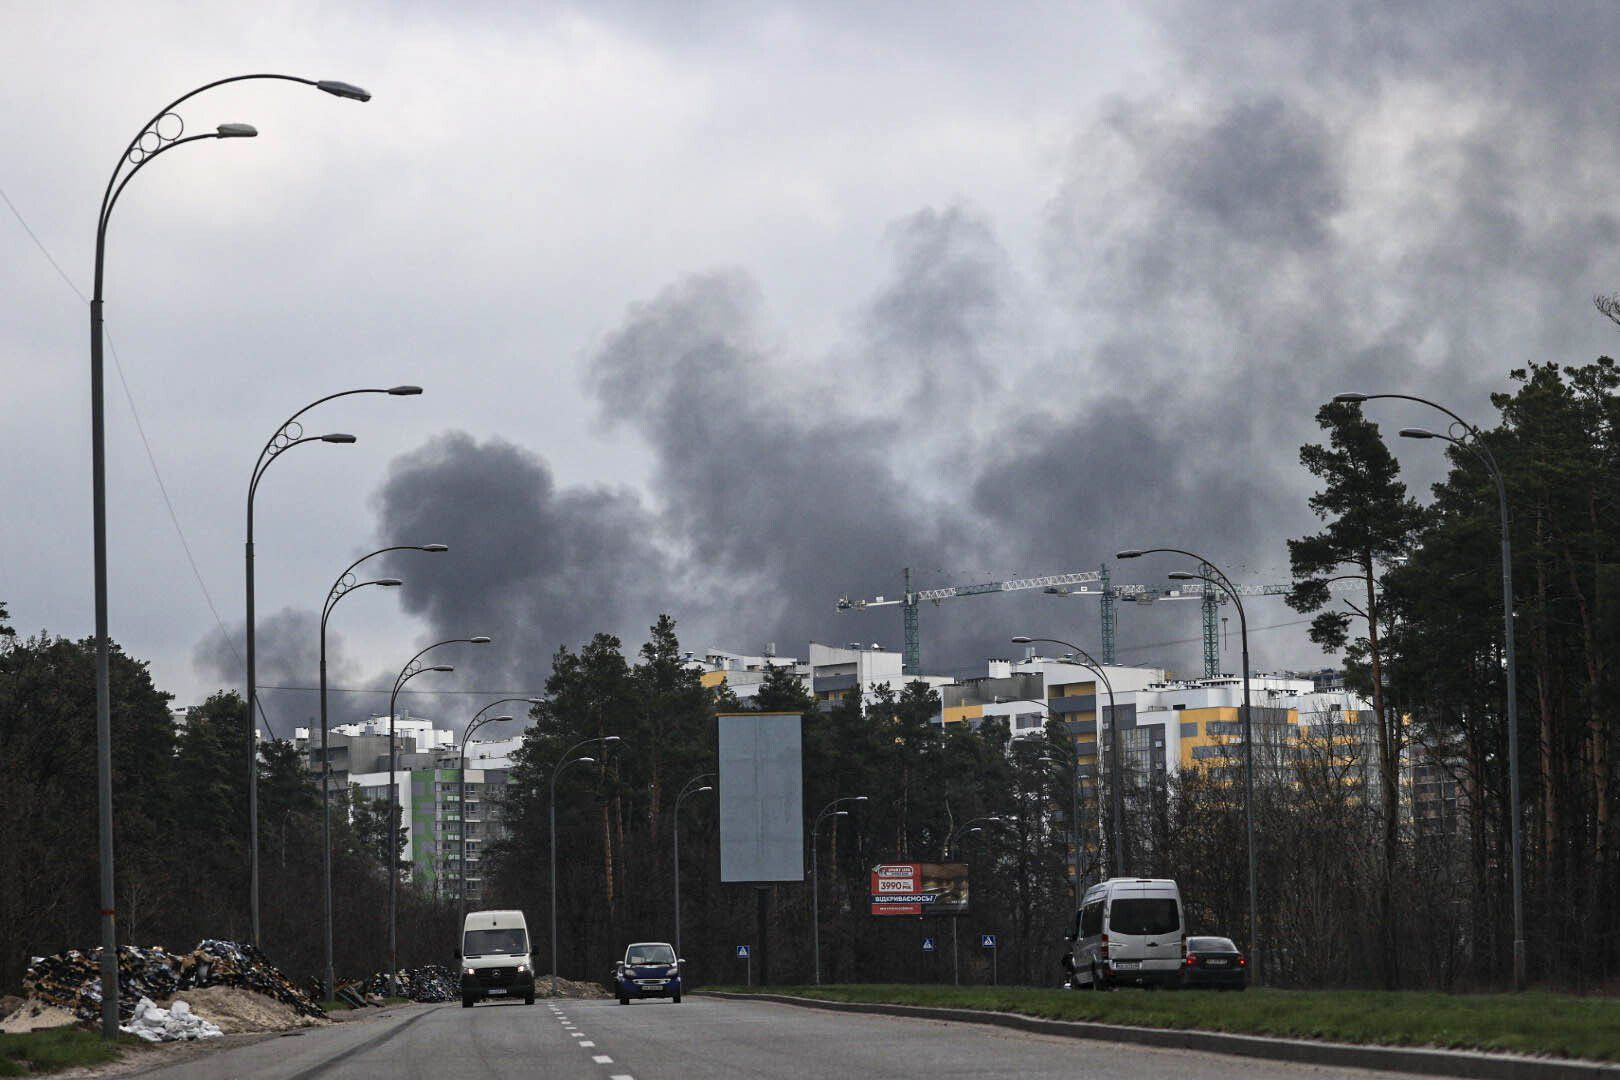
[580,1040,595,1047]
[593,1055,613,1064]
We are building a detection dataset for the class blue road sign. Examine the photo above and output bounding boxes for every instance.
[981,934,998,949]
[736,945,751,959]
[922,936,937,952]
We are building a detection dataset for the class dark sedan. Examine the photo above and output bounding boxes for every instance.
[1181,936,1248,989]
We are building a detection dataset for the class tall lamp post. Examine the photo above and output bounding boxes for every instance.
[457,698,540,932]
[317,544,445,1002]
[1335,391,1525,990]
[550,736,624,994]
[1010,637,1121,879]
[88,72,369,1039]
[944,816,1007,986]
[1117,547,1259,982]
[386,637,489,992]
[247,386,422,946]
[673,774,715,959]
[811,795,867,984]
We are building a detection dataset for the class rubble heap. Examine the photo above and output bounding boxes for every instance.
[121,998,222,1043]
[363,964,461,1003]
[21,940,324,1024]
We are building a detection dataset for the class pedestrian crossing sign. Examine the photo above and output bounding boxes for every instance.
[736,945,751,959]
[922,937,936,952]
[981,934,998,949]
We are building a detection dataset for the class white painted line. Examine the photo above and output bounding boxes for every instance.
[593,1055,613,1064]
[580,1040,595,1047]
[571,1031,586,1037]
[610,1075,634,1080]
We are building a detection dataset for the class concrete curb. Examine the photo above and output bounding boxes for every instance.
[703,991,1620,1079]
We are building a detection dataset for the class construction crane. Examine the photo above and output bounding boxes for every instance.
[837,566,1106,675]
[839,566,1292,678]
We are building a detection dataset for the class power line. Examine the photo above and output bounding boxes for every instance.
[1112,618,1315,656]
[1,180,278,739]
[262,684,544,697]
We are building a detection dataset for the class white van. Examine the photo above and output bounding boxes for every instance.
[1065,878,1185,989]
[458,909,536,1007]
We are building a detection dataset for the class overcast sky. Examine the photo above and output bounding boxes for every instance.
[5,2,1618,735]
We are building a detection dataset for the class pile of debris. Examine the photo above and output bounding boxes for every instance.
[21,940,324,1028]
[121,998,222,1043]
[537,974,611,999]
[363,964,461,1003]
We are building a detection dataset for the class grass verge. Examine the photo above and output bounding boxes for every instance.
[0,1027,136,1075]
[707,984,1620,1062]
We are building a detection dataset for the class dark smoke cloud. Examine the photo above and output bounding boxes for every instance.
[334,1,1620,689]
[192,607,368,737]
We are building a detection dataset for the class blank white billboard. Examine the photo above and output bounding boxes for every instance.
[719,712,804,883]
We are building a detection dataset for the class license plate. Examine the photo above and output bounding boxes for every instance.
[1206,959,1229,967]
[1113,960,1140,969]
[487,987,507,995]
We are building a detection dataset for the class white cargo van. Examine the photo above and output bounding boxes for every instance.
[1065,878,1184,989]
[458,909,536,1007]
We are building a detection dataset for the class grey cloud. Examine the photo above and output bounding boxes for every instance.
[192,607,367,737]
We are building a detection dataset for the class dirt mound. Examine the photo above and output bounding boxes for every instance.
[0,1001,78,1033]
[537,975,610,999]
[167,986,324,1034]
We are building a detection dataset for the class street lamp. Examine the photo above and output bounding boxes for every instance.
[673,774,716,960]
[944,816,1007,986]
[386,636,489,992]
[1337,391,1526,990]
[88,73,368,1039]
[1011,636,1122,880]
[1118,547,1260,981]
[811,796,867,984]
[246,387,422,948]
[316,544,445,1001]
[457,698,541,933]
[550,736,624,994]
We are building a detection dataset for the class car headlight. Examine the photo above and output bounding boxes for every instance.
[516,963,529,974]
[463,967,475,977]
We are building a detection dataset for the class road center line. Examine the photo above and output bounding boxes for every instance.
[593,1054,613,1063]
[580,1040,595,1047]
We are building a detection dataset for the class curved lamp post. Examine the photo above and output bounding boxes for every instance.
[811,795,867,984]
[1117,547,1259,981]
[673,774,716,959]
[944,815,1008,986]
[456,697,541,932]
[1336,391,1525,990]
[89,74,368,1038]
[1010,636,1121,881]
[247,388,422,948]
[386,637,489,992]
[550,735,624,993]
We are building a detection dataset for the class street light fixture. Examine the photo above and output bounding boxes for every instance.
[550,736,624,994]
[1011,635,1122,880]
[1337,390,1527,989]
[673,775,716,959]
[1118,547,1260,982]
[247,389,423,950]
[455,698,541,934]
[88,72,368,1039]
[811,796,867,985]
[385,638,489,991]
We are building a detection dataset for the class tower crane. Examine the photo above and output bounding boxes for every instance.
[839,565,1292,678]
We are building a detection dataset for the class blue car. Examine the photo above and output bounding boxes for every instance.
[615,942,682,1004]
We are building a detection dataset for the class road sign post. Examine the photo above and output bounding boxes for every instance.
[982,934,998,986]
[737,944,751,987]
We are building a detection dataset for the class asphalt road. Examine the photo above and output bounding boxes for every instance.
[130,994,1422,1079]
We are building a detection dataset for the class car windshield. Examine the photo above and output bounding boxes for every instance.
[627,944,676,965]
[1108,898,1180,936]
[464,928,527,956]
[1189,936,1237,952]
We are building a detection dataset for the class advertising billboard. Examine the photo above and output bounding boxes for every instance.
[718,712,804,883]
[869,862,969,916]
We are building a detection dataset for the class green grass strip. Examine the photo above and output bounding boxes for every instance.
[710,985,1620,1063]
[0,1027,134,1075]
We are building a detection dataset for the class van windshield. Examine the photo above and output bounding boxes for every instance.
[1109,898,1180,936]
[464,928,527,956]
